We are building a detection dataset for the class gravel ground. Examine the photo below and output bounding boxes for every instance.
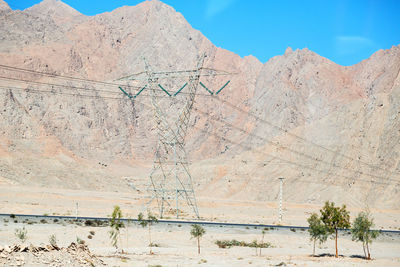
[0,217,399,266]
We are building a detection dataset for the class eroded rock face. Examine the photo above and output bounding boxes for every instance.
[0,0,399,208]
[0,0,10,11]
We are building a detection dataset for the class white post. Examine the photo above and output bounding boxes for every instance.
[174,141,179,219]
[75,202,78,220]
[278,178,284,224]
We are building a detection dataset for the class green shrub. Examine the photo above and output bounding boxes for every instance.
[215,239,272,249]
[15,227,28,243]
[49,234,57,247]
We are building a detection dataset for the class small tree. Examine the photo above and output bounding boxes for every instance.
[320,201,350,258]
[138,211,158,254]
[307,212,328,256]
[259,230,266,256]
[49,234,58,248]
[190,224,206,254]
[15,227,28,243]
[351,211,379,260]
[109,205,124,250]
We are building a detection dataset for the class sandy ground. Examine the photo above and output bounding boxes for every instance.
[0,185,399,230]
[0,185,399,266]
[0,217,399,267]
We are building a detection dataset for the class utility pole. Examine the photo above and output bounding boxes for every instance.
[278,177,284,224]
[117,55,232,219]
[174,140,179,219]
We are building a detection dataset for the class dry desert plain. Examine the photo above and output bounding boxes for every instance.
[0,185,399,266]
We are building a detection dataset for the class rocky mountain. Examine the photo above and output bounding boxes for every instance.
[0,0,9,11]
[0,0,399,208]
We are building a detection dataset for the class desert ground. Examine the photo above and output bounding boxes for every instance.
[1,0,400,266]
[1,185,399,229]
[0,184,399,266]
[0,215,399,267]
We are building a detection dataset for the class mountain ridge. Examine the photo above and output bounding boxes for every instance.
[0,0,399,209]
[5,0,397,66]
[0,0,10,11]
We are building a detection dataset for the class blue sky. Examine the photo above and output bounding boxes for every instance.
[6,0,400,66]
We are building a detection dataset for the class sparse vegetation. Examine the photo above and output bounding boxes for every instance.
[49,234,58,247]
[76,236,85,245]
[259,230,266,256]
[351,211,379,260]
[198,258,207,264]
[15,227,28,243]
[320,201,350,258]
[307,212,328,256]
[215,239,272,249]
[190,224,206,254]
[109,206,124,250]
[138,211,158,254]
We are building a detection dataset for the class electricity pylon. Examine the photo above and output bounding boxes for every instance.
[117,54,231,219]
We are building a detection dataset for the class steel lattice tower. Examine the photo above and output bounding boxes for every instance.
[145,55,204,219]
[117,54,231,218]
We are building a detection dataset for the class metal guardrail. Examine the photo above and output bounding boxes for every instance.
[1,213,399,234]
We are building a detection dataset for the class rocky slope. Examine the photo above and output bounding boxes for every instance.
[0,0,399,209]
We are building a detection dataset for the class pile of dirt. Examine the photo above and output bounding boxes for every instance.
[0,242,104,266]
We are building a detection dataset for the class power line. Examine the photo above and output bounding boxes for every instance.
[0,64,222,97]
[0,76,121,95]
[0,84,208,100]
[2,78,399,185]
[1,64,399,183]
[0,85,126,100]
[4,62,397,177]
[0,75,197,96]
[1,75,396,180]
[130,97,399,186]
[0,64,128,87]
[2,80,399,185]
[213,96,400,176]
[180,97,400,184]
[1,84,397,188]
[117,67,233,81]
